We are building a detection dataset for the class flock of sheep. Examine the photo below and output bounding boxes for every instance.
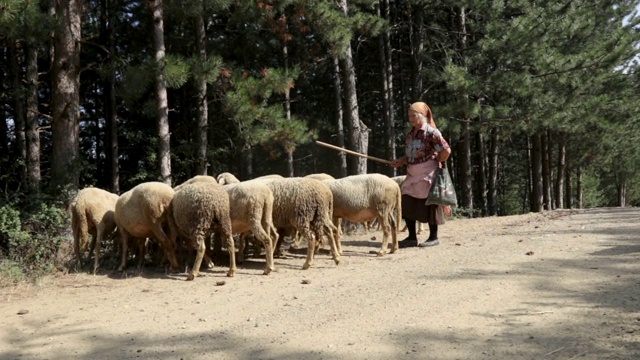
[69,172,407,280]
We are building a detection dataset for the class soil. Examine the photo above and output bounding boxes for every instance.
[1,207,639,360]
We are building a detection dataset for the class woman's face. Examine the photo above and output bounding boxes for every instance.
[408,110,426,129]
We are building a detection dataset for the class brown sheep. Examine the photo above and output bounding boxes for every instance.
[261,177,340,270]
[324,173,402,256]
[115,182,179,273]
[223,180,278,275]
[168,181,235,280]
[69,187,119,273]
[173,175,218,191]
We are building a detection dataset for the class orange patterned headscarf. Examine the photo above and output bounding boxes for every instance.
[409,102,436,128]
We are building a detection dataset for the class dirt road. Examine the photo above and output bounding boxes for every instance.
[1,207,639,360]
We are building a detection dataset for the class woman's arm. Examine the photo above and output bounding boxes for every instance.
[437,147,451,162]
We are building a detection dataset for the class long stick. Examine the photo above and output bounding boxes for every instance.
[315,140,393,165]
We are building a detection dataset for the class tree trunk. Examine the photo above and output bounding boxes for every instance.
[410,3,424,101]
[456,7,473,214]
[26,42,41,195]
[576,166,583,209]
[0,59,7,165]
[101,0,119,193]
[151,0,171,185]
[339,0,368,175]
[283,23,294,177]
[0,98,6,162]
[565,166,573,209]
[487,128,499,216]
[475,131,487,215]
[530,133,543,212]
[8,41,27,189]
[243,147,253,180]
[617,179,626,207]
[51,0,82,193]
[458,121,473,213]
[194,9,208,176]
[554,133,565,209]
[378,0,395,176]
[333,56,347,178]
[542,129,552,210]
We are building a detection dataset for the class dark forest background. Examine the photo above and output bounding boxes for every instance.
[1,0,640,278]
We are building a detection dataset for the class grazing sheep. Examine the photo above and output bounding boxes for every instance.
[115,182,179,273]
[168,182,235,280]
[262,177,340,270]
[391,175,423,235]
[172,175,219,268]
[325,173,402,256]
[69,187,119,273]
[216,172,241,185]
[304,173,335,181]
[254,174,284,180]
[174,175,218,191]
[223,180,278,275]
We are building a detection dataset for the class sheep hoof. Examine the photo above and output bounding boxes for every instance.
[376,251,386,257]
[226,270,235,277]
[263,268,272,275]
[302,263,311,270]
[186,273,196,281]
[333,258,340,265]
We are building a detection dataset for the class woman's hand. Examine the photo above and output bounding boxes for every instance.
[390,158,405,168]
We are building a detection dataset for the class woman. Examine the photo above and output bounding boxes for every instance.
[391,102,451,248]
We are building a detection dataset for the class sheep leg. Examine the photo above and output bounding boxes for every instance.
[92,226,105,274]
[377,215,392,257]
[117,229,129,272]
[237,233,247,264]
[150,224,179,272]
[332,217,343,256]
[324,223,341,265]
[72,215,89,267]
[252,225,274,275]
[187,234,205,281]
[225,233,236,277]
[301,227,315,270]
[389,214,399,253]
[203,235,214,269]
[290,230,302,249]
[136,238,147,271]
[274,230,287,258]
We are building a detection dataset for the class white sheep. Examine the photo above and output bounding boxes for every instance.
[172,175,219,269]
[304,173,335,181]
[168,181,236,280]
[174,175,218,191]
[261,177,340,270]
[254,174,284,180]
[115,182,180,273]
[325,173,402,256]
[69,187,119,273]
[391,175,423,234]
[222,180,278,275]
[216,172,241,185]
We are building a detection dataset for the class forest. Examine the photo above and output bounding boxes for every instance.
[0,0,639,277]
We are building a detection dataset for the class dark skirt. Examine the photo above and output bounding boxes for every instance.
[401,194,445,225]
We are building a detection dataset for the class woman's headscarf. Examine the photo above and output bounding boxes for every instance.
[409,102,436,128]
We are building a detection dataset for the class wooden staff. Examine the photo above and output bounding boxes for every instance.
[315,140,393,165]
